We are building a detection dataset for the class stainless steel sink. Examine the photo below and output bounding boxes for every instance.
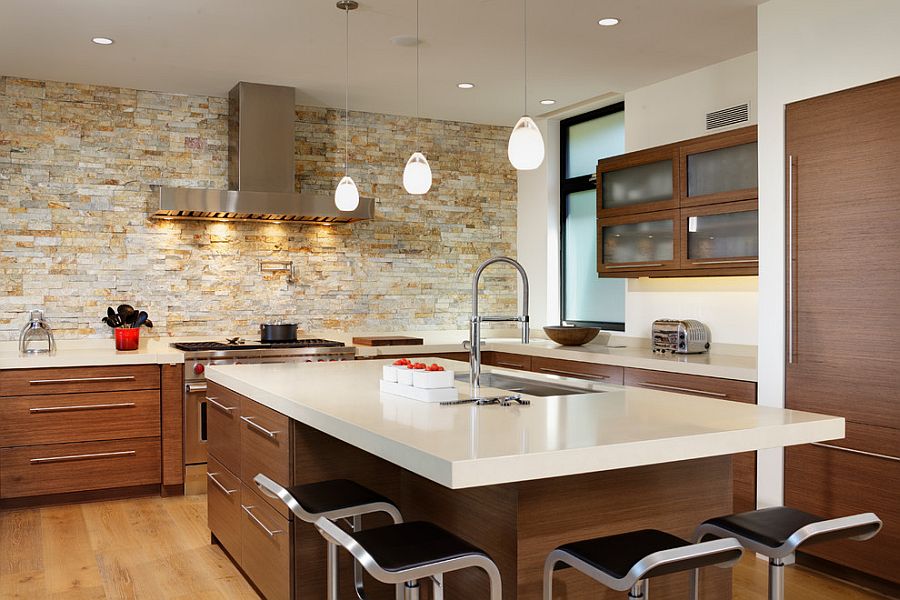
[453,372,597,397]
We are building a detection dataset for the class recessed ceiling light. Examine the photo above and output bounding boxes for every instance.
[91,37,114,45]
[457,82,475,89]
[540,99,556,105]
[597,18,620,27]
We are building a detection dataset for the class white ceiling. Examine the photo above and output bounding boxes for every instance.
[0,0,762,125]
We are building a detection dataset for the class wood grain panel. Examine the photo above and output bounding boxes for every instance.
[0,437,160,498]
[160,364,184,488]
[785,431,899,585]
[240,483,292,600]
[785,76,900,430]
[0,364,160,397]
[240,396,291,518]
[207,381,243,477]
[207,456,242,566]
[531,357,624,384]
[483,351,532,371]
[0,389,160,447]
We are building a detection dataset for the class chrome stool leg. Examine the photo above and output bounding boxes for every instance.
[403,580,420,600]
[628,580,646,599]
[431,574,444,600]
[768,558,785,600]
[326,541,340,600]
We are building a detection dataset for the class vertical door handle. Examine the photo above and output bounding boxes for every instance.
[786,154,796,364]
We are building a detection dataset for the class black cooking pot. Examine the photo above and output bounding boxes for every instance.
[259,322,298,343]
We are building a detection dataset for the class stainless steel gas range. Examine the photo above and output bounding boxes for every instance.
[173,338,356,467]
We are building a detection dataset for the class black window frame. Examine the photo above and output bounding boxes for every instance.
[559,101,626,331]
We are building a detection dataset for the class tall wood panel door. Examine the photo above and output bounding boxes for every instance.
[784,75,900,588]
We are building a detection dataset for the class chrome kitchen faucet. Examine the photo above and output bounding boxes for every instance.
[469,257,529,397]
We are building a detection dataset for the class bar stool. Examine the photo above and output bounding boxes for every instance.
[254,473,403,600]
[692,507,882,600]
[543,528,743,599]
[315,516,503,600]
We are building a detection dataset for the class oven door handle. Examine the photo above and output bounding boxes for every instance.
[186,383,208,393]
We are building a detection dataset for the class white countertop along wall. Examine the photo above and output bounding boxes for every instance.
[0,338,184,369]
[206,358,839,489]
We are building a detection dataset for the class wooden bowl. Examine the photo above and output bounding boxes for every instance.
[542,326,604,346]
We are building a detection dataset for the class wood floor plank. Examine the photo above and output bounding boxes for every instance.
[0,570,47,599]
[40,504,104,596]
[0,509,43,575]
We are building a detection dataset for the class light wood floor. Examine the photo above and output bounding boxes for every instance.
[0,494,891,600]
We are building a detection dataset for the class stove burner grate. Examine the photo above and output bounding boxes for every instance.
[172,339,345,352]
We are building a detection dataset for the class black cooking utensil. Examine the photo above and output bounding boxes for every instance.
[105,307,121,328]
[117,304,135,323]
[144,319,153,328]
[132,311,148,329]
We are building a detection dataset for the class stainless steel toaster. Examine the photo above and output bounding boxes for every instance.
[651,319,710,354]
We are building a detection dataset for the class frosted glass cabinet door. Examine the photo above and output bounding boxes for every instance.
[598,210,680,274]
[682,200,759,270]
[680,127,758,207]
[597,147,678,216]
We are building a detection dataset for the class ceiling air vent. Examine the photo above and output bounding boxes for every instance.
[706,102,750,131]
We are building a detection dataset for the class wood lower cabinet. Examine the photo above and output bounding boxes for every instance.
[624,367,757,513]
[207,382,294,599]
[0,364,161,396]
[482,351,532,371]
[784,76,900,587]
[531,356,624,385]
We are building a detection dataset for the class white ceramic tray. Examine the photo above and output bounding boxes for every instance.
[379,379,459,403]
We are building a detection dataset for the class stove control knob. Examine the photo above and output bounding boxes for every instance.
[305,359,313,363]
[193,363,205,375]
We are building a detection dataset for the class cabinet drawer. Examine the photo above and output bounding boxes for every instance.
[531,357,624,384]
[207,382,243,476]
[785,424,900,584]
[207,456,242,563]
[623,368,756,403]
[0,437,160,498]
[483,352,532,371]
[240,483,292,600]
[0,390,160,447]
[240,396,291,517]
[0,365,160,397]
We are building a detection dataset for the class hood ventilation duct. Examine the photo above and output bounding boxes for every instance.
[153,82,374,223]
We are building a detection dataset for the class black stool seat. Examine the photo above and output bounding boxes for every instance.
[287,479,393,515]
[557,529,735,579]
[349,521,488,573]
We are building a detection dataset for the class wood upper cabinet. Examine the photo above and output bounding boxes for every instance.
[679,126,758,208]
[597,145,680,218]
[679,200,759,272]
[597,209,681,274]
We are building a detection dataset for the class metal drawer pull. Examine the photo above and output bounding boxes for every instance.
[605,263,663,269]
[207,472,237,495]
[538,367,610,381]
[242,505,283,537]
[186,383,208,393]
[637,382,728,398]
[30,450,136,464]
[811,442,900,463]
[29,375,137,385]
[496,361,526,369]
[691,259,759,265]
[207,396,237,413]
[30,402,136,414]
[240,416,279,438]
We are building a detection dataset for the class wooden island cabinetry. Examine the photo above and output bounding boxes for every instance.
[0,363,183,506]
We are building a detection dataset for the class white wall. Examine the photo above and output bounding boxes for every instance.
[756,0,900,507]
[624,52,758,152]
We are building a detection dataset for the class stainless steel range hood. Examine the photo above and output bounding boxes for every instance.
[153,82,373,223]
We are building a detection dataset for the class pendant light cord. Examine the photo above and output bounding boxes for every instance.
[523,0,527,116]
[345,4,350,174]
[415,0,420,148]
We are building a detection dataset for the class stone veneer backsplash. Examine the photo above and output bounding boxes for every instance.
[0,76,518,340]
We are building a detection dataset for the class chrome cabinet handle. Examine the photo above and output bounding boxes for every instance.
[29,375,136,385]
[207,396,237,413]
[186,383,208,393]
[30,450,136,464]
[787,154,795,364]
[691,259,759,265]
[241,505,283,537]
[207,472,237,495]
[605,263,663,269]
[496,361,527,369]
[240,416,279,439]
[636,382,728,398]
[29,402,136,414]
[811,442,899,463]
[538,367,610,381]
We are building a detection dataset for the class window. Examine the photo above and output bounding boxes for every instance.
[560,103,626,329]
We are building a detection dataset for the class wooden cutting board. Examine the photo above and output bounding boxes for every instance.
[351,336,424,347]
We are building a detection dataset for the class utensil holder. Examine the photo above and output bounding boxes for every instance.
[115,327,140,351]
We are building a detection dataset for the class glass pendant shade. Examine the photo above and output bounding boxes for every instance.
[508,115,545,170]
[402,152,432,194]
[334,175,360,211]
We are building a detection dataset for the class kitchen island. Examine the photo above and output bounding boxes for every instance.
[206,358,842,600]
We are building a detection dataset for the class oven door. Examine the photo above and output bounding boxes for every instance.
[184,382,208,465]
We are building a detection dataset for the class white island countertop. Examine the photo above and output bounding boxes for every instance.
[207,358,841,489]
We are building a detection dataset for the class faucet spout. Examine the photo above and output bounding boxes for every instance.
[469,257,530,397]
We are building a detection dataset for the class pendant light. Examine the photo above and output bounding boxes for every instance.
[335,0,360,211]
[507,0,544,171]
[402,0,432,194]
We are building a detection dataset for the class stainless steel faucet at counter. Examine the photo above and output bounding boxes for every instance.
[469,257,529,397]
